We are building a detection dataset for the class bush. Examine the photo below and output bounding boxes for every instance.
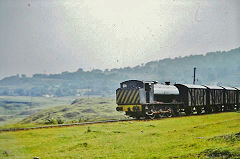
[44,118,57,124]
[57,118,64,124]
[201,148,232,158]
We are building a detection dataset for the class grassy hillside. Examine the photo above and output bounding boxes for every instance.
[0,112,240,158]
[0,96,75,127]
[0,96,125,129]
[20,97,126,124]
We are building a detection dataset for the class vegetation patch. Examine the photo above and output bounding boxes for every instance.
[81,108,96,113]
[200,148,234,158]
[208,133,240,144]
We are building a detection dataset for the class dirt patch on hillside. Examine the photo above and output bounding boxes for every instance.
[0,117,5,122]
[71,98,85,105]
[63,112,80,118]
[32,114,44,121]
[60,108,70,112]
[81,109,96,113]
[98,102,108,104]
[18,110,39,115]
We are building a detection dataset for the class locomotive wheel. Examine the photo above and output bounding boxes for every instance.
[159,113,165,118]
[165,107,173,117]
[146,113,157,119]
[136,116,141,120]
[146,110,155,119]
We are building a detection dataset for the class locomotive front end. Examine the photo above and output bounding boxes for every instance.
[115,80,155,118]
[116,80,142,115]
[116,88,142,112]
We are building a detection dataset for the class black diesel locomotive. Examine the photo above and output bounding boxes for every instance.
[116,80,240,119]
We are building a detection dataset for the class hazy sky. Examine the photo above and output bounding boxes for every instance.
[0,0,239,79]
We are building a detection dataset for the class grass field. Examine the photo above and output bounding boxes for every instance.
[0,112,240,159]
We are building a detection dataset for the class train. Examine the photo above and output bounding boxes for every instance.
[116,80,240,119]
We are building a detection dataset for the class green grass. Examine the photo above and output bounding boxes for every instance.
[0,112,240,158]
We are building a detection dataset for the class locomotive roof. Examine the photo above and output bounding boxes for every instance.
[202,85,223,89]
[121,80,157,84]
[220,86,237,90]
[233,87,240,90]
[121,80,142,84]
[154,84,179,95]
[175,84,206,89]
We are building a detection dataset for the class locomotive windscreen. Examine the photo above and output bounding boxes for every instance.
[120,80,144,89]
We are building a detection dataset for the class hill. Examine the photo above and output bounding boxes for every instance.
[0,96,75,127]
[20,97,125,124]
[0,112,240,158]
[0,47,240,97]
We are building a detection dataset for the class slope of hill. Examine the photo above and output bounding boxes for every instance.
[0,96,75,127]
[0,47,240,97]
[20,97,125,124]
[0,112,240,158]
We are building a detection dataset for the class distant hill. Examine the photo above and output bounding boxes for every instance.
[0,47,240,97]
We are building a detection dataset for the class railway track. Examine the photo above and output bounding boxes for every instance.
[0,112,229,132]
[0,119,137,132]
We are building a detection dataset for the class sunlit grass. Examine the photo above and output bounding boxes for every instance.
[0,112,240,158]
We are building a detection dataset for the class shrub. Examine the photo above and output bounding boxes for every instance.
[57,118,64,124]
[44,118,57,124]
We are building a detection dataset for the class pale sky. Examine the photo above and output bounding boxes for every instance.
[0,0,239,79]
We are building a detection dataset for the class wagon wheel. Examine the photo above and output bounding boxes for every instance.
[172,108,180,117]
[185,107,192,116]
[196,107,202,115]
[216,106,221,112]
[204,106,211,114]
